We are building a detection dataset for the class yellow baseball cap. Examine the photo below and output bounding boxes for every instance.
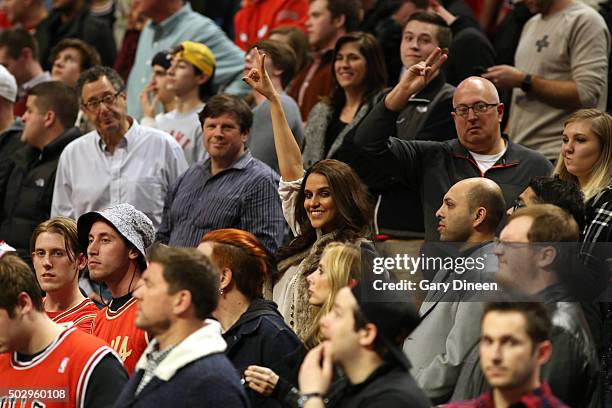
[173,41,216,77]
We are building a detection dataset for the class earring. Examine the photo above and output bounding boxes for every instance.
[219,288,224,295]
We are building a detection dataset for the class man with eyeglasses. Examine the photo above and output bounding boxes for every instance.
[51,66,188,229]
[453,204,600,408]
[353,48,553,241]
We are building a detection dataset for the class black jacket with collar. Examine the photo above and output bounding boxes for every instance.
[375,73,456,238]
[353,100,553,241]
[0,127,80,262]
[223,298,303,408]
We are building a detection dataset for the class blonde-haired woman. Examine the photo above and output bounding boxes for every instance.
[555,108,612,242]
[303,242,360,348]
[243,242,360,402]
[555,108,612,401]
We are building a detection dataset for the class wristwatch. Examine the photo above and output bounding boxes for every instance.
[520,73,532,92]
[296,392,324,407]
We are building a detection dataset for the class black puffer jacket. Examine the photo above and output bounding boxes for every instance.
[0,127,80,262]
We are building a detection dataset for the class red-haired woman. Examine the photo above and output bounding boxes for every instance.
[198,228,303,408]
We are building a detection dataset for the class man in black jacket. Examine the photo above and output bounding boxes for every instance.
[0,81,80,263]
[453,204,600,408]
[353,49,552,242]
[35,0,115,69]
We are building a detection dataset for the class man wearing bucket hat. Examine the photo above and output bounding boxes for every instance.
[296,283,430,407]
[153,41,215,165]
[77,203,155,374]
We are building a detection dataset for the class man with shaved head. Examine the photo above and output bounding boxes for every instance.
[353,50,553,240]
[403,177,505,403]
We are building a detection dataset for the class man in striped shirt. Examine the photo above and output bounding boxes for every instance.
[156,94,285,253]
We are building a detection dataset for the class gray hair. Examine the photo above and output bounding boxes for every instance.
[76,65,125,99]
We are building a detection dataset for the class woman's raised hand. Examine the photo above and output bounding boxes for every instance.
[243,48,278,101]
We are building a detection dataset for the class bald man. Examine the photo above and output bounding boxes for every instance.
[353,49,553,240]
[403,177,505,403]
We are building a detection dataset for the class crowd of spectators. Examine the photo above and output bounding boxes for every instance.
[0,0,611,407]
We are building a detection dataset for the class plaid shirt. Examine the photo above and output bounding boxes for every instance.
[135,339,176,396]
[581,186,612,265]
[445,383,569,408]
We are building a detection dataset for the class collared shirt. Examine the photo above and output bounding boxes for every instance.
[126,3,245,118]
[135,339,176,396]
[51,119,188,229]
[156,150,284,253]
[446,383,569,408]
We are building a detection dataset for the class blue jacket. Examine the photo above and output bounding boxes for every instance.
[114,320,249,408]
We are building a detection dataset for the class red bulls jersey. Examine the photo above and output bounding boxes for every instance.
[45,298,98,335]
[92,296,148,374]
[0,326,118,408]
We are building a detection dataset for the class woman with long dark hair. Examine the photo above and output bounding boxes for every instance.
[243,44,377,341]
[301,32,388,169]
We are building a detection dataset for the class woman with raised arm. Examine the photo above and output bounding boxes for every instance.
[243,48,375,343]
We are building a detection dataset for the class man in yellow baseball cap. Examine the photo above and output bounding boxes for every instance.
[154,41,217,165]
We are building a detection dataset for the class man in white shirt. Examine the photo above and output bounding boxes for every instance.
[51,66,188,229]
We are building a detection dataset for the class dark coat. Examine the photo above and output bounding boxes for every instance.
[353,100,553,241]
[224,299,302,408]
[0,119,24,198]
[35,6,116,69]
[114,322,249,408]
[114,353,249,408]
[0,127,80,262]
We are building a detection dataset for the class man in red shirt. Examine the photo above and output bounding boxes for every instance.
[447,302,568,408]
[31,217,98,334]
[287,0,360,120]
[77,203,155,374]
[0,249,126,408]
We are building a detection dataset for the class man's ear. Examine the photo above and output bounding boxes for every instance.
[332,13,346,30]
[535,339,552,365]
[496,103,505,122]
[76,253,88,271]
[128,247,140,260]
[196,73,210,86]
[473,207,487,229]
[43,110,56,129]
[241,129,250,144]
[358,322,379,349]
[173,289,193,315]
[536,246,556,269]
[20,47,34,62]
